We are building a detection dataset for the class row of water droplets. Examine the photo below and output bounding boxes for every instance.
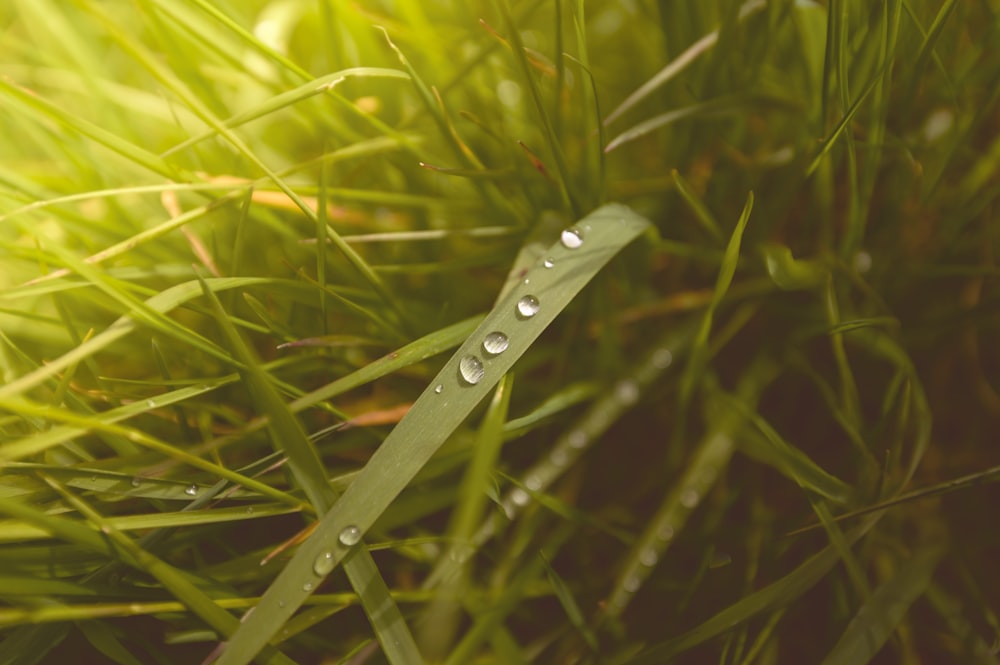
[608,434,729,615]
[301,524,364,593]
[435,226,586,392]
[499,346,674,522]
[299,227,590,595]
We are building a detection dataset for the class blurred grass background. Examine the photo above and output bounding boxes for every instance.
[1,0,999,663]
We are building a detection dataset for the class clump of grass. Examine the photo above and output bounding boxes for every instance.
[1,1,998,664]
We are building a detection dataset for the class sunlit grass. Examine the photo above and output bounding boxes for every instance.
[1,1,998,664]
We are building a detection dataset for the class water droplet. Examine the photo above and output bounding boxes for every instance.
[482,332,509,356]
[615,380,640,405]
[449,546,472,564]
[853,250,872,274]
[338,524,362,547]
[516,295,540,318]
[549,448,569,466]
[710,551,733,569]
[302,581,314,592]
[640,548,659,567]
[313,551,335,576]
[130,477,141,488]
[560,227,584,249]
[657,524,675,541]
[458,355,485,385]
[652,348,673,369]
[523,278,530,285]
[246,506,254,514]
[278,600,286,608]
[434,384,443,394]
[567,430,588,449]
[680,488,699,508]
[623,574,641,593]
[525,474,542,491]
[184,484,198,496]
[542,257,555,269]
[510,488,529,506]
[145,399,155,408]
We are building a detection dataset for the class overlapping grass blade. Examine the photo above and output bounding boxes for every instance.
[0,277,279,400]
[602,358,778,620]
[0,78,183,181]
[603,0,766,127]
[419,375,513,659]
[214,203,651,665]
[496,0,579,217]
[622,513,886,664]
[197,275,422,665]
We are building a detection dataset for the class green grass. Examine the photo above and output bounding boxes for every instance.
[1,1,998,664]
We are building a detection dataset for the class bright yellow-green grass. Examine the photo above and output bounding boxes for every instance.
[1,1,998,664]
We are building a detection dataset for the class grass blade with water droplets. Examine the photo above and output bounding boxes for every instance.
[214,203,651,665]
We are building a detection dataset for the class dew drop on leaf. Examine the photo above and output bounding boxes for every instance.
[313,551,335,576]
[542,257,555,268]
[560,227,584,249]
[459,355,485,385]
[652,348,673,369]
[615,379,640,405]
[482,331,509,356]
[338,524,362,547]
[516,295,540,318]
[184,484,198,496]
[434,384,443,394]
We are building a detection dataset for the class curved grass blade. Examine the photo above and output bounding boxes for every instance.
[160,68,410,157]
[678,192,754,416]
[713,388,853,504]
[605,97,753,154]
[821,543,947,665]
[214,203,652,665]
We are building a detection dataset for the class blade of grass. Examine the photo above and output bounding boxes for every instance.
[0,77,185,181]
[603,0,766,127]
[622,512,887,664]
[418,374,513,660]
[678,192,754,421]
[713,388,853,504]
[214,203,651,665]
[196,275,423,665]
[79,0,405,323]
[602,358,779,620]
[496,0,579,218]
[0,277,272,400]
[821,542,947,665]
